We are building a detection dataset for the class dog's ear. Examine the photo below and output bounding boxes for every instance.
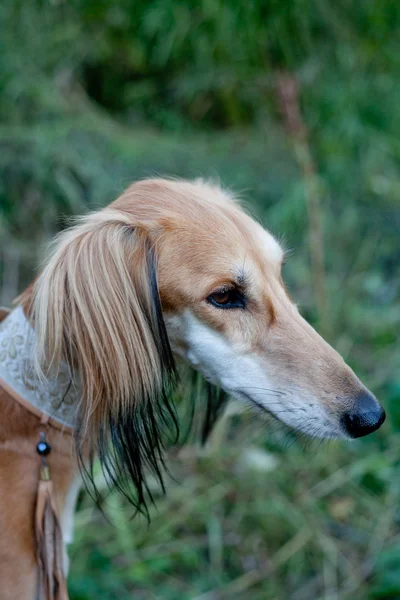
[31,209,177,513]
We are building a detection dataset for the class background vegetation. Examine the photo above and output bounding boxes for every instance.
[1,1,400,598]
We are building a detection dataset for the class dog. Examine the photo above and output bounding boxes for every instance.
[0,178,385,599]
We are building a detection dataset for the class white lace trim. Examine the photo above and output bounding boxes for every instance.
[0,306,78,427]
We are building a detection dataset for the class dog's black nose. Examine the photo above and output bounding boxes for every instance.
[341,392,386,438]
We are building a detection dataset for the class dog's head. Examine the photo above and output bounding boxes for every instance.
[30,178,385,509]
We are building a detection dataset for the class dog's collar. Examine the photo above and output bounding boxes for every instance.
[0,306,78,429]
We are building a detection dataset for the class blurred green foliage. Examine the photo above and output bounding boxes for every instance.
[1,1,400,598]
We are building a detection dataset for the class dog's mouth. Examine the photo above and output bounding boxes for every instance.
[233,389,385,440]
[232,389,338,439]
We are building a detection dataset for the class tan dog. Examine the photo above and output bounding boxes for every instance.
[0,178,385,599]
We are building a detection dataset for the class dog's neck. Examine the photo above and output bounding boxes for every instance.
[0,306,78,428]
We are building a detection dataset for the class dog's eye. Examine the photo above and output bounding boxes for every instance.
[207,288,246,309]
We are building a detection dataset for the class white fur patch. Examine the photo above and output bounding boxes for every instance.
[166,311,344,439]
[257,227,284,265]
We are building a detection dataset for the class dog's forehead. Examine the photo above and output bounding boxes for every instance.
[227,211,283,277]
[160,196,284,276]
[155,208,282,308]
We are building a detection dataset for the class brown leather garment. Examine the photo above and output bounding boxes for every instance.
[0,314,77,600]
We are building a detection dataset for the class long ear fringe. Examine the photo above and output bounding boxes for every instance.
[31,208,228,516]
[31,210,178,515]
[77,246,179,517]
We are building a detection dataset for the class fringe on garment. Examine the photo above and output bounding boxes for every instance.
[0,307,69,599]
[35,472,69,599]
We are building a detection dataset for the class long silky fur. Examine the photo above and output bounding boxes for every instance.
[30,203,229,516]
[79,248,179,514]
[31,208,178,514]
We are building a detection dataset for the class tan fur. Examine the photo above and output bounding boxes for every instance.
[1,177,383,597]
[31,211,164,449]
[113,179,366,419]
[0,388,76,599]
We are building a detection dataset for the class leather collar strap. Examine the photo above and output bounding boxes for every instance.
[0,374,73,434]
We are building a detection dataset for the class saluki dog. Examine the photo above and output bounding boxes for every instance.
[0,178,385,599]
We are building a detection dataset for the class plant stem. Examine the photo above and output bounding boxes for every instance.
[276,72,330,336]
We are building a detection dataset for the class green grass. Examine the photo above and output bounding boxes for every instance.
[67,426,400,599]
